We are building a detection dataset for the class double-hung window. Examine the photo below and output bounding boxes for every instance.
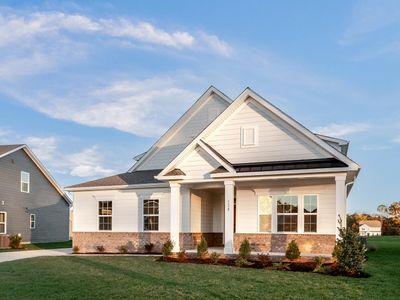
[277,195,298,232]
[304,195,318,232]
[21,171,30,193]
[98,201,112,231]
[0,212,6,234]
[258,196,272,232]
[143,200,159,231]
[30,214,36,229]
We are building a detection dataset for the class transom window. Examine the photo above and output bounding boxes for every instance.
[21,171,30,193]
[277,195,298,232]
[0,212,6,234]
[258,196,272,232]
[241,126,258,147]
[304,195,318,233]
[98,201,112,231]
[143,200,159,231]
[30,214,36,229]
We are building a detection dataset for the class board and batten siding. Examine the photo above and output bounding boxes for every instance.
[73,188,171,232]
[236,181,336,235]
[205,100,332,164]
[0,149,69,243]
[138,94,229,170]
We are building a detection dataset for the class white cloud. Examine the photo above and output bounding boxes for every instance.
[313,122,371,137]
[361,145,390,151]
[25,136,58,161]
[198,32,233,57]
[0,128,10,138]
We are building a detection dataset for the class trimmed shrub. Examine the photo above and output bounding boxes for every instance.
[145,242,154,253]
[162,239,174,257]
[118,245,128,254]
[235,256,253,267]
[177,250,188,262]
[210,252,220,264]
[72,246,80,254]
[96,245,105,253]
[239,239,251,259]
[333,218,367,274]
[313,256,325,273]
[258,253,272,267]
[9,234,23,249]
[197,236,208,259]
[285,240,300,261]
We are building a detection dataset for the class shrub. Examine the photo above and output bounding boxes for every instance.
[210,252,220,264]
[96,245,105,253]
[333,217,367,274]
[197,236,208,259]
[285,240,300,261]
[145,242,154,253]
[177,250,188,262]
[118,245,128,254]
[235,256,253,267]
[162,239,174,257]
[239,239,251,259]
[313,256,325,273]
[258,253,272,267]
[9,234,23,249]
[72,246,80,254]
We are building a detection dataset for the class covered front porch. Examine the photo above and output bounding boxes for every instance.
[169,173,348,255]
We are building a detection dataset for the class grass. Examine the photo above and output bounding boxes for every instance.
[0,237,399,299]
[0,240,71,252]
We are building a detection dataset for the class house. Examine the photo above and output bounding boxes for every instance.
[0,144,71,247]
[359,220,381,236]
[66,87,360,256]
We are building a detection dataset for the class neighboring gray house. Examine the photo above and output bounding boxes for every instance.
[0,144,71,247]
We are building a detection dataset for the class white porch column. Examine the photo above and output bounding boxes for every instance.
[335,175,347,238]
[170,182,181,252]
[224,180,235,254]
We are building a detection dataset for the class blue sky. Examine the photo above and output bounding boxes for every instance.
[0,0,399,213]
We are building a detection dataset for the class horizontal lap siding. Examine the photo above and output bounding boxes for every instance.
[177,147,220,178]
[138,94,229,170]
[206,101,331,164]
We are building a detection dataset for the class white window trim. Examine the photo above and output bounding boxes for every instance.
[257,195,272,233]
[0,211,6,234]
[143,199,160,232]
[276,195,299,233]
[240,126,258,148]
[30,214,36,229]
[303,194,318,233]
[98,201,113,231]
[21,171,30,193]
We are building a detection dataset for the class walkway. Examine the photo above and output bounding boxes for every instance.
[0,248,72,263]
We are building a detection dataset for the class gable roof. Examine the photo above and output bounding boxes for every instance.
[66,169,163,189]
[159,87,360,177]
[359,220,382,228]
[128,86,232,172]
[0,144,71,205]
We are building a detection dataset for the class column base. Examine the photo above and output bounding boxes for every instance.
[223,246,234,254]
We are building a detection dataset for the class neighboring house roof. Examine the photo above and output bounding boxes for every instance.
[0,144,72,205]
[359,220,382,228]
[66,169,163,189]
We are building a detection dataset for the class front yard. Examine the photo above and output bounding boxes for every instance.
[0,237,399,299]
[0,240,72,252]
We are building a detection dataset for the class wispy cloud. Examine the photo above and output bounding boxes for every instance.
[361,145,390,151]
[26,136,58,161]
[392,135,400,144]
[313,122,371,137]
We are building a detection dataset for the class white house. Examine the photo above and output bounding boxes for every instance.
[66,86,360,256]
[359,220,381,236]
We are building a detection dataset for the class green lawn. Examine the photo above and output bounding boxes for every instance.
[0,240,71,252]
[0,237,399,299]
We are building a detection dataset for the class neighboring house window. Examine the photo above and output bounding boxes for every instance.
[0,212,6,234]
[277,195,298,232]
[21,171,30,193]
[143,199,159,231]
[258,195,272,232]
[98,201,112,231]
[30,214,36,229]
[241,126,258,147]
[304,195,317,233]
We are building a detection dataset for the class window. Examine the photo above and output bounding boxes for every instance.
[277,195,298,232]
[258,196,272,232]
[304,195,317,233]
[241,126,258,147]
[0,212,6,234]
[21,171,30,193]
[143,200,159,231]
[98,201,112,231]
[30,214,36,229]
